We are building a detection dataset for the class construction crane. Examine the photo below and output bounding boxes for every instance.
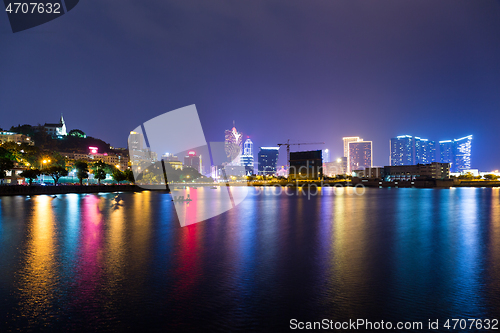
[277,140,325,167]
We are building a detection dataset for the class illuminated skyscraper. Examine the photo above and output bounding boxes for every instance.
[224,123,243,165]
[258,147,279,175]
[453,135,473,173]
[390,135,413,166]
[343,137,363,158]
[128,131,144,150]
[348,141,372,172]
[415,137,436,164]
[439,135,473,173]
[439,140,454,165]
[240,138,254,175]
[184,151,201,173]
[322,149,330,163]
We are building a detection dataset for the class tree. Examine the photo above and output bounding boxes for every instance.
[74,160,89,185]
[0,147,15,178]
[48,151,67,168]
[43,166,68,185]
[91,160,108,185]
[111,169,126,183]
[93,160,117,184]
[20,169,41,185]
[124,169,135,184]
[458,172,474,180]
[68,129,86,138]
[94,168,106,184]
[484,174,499,181]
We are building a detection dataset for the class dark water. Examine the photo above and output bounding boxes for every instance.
[0,188,499,332]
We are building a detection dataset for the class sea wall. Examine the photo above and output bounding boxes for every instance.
[0,184,143,196]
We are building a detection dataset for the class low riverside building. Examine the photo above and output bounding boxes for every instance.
[289,150,323,180]
[353,162,450,181]
[60,150,130,170]
[0,164,27,185]
[384,162,450,181]
[354,167,385,179]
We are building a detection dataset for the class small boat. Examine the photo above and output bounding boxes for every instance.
[172,194,192,202]
[210,186,217,189]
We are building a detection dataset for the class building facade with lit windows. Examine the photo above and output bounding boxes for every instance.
[323,157,347,177]
[258,147,279,176]
[224,124,243,165]
[240,139,254,175]
[348,141,372,172]
[390,135,414,166]
[322,149,330,163]
[343,137,362,159]
[184,151,201,173]
[415,137,436,164]
[0,131,34,145]
[439,140,454,165]
[384,162,450,181]
[453,135,472,173]
[439,135,472,173]
[60,148,130,171]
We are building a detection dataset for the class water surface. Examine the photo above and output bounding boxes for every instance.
[0,188,499,331]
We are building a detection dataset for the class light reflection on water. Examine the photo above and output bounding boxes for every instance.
[0,188,499,331]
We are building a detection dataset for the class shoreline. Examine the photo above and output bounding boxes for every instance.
[0,184,145,196]
[1,180,499,197]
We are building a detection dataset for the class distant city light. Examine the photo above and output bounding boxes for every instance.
[188,151,196,156]
[89,147,98,154]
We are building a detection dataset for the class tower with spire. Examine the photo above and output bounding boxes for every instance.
[43,114,67,137]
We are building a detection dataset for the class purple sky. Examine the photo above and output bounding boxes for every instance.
[1,0,499,170]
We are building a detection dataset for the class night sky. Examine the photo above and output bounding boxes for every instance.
[1,0,499,170]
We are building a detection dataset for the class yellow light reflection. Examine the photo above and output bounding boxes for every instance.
[106,197,126,292]
[329,191,369,314]
[16,195,56,322]
[130,191,152,276]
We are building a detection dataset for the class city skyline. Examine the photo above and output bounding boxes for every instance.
[1,1,499,170]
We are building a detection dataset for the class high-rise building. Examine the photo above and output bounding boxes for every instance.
[240,138,254,175]
[414,137,436,164]
[348,141,372,172]
[343,137,363,158]
[439,135,473,173]
[322,149,330,163]
[390,135,413,166]
[258,147,279,176]
[453,135,472,173]
[184,151,201,173]
[289,150,323,180]
[225,124,243,165]
[128,131,144,150]
[439,140,454,165]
